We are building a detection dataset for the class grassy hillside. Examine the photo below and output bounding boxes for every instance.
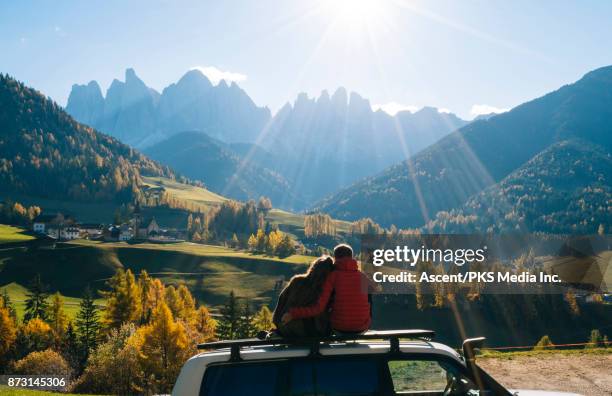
[0,239,312,308]
[0,282,104,322]
[144,131,299,207]
[0,224,35,244]
[142,176,226,206]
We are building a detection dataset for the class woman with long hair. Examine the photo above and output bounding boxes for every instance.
[272,255,334,337]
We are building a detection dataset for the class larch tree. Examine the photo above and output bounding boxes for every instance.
[252,305,274,332]
[176,284,196,323]
[193,306,216,342]
[47,292,69,339]
[133,301,190,393]
[0,305,17,359]
[102,269,141,329]
[137,270,154,324]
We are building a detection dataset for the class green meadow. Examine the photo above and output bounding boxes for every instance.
[0,282,105,322]
[0,224,35,244]
[0,239,313,310]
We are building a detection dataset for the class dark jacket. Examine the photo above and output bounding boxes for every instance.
[273,276,331,338]
[289,258,371,332]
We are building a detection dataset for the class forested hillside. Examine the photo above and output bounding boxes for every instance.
[145,131,302,207]
[426,140,612,233]
[316,66,612,228]
[0,74,173,203]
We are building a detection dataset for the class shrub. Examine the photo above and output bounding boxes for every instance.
[533,335,554,350]
[586,329,603,349]
[13,349,71,377]
[71,323,142,395]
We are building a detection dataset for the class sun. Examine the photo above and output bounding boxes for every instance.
[320,0,388,32]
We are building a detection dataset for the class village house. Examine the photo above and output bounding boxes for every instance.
[134,217,161,240]
[79,223,103,239]
[32,214,59,234]
[32,213,80,240]
[119,224,134,241]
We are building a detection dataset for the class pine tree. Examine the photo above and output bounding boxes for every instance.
[24,274,49,322]
[217,291,241,340]
[76,286,100,355]
[238,299,255,338]
[62,321,80,371]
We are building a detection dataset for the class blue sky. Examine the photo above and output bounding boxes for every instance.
[2,0,612,119]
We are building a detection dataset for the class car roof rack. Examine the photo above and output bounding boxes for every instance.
[197,329,435,361]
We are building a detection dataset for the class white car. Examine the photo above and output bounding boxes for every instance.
[172,330,580,396]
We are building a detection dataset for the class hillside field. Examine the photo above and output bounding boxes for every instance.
[0,224,35,244]
[0,282,105,322]
[0,239,312,309]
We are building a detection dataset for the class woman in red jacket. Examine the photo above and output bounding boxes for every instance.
[282,244,373,333]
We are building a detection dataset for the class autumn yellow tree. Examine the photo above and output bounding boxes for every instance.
[0,305,17,359]
[138,270,154,324]
[133,301,191,392]
[47,292,69,339]
[20,318,54,353]
[193,306,216,342]
[252,305,274,332]
[164,285,184,320]
[267,230,283,254]
[176,284,196,322]
[102,269,141,329]
[247,233,257,251]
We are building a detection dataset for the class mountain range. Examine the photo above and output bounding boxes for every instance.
[315,66,612,232]
[66,69,468,208]
[66,68,271,148]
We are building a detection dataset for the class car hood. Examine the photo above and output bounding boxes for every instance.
[510,390,582,396]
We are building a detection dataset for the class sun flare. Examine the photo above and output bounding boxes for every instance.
[320,0,388,32]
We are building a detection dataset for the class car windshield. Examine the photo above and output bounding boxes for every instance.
[200,355,484,396]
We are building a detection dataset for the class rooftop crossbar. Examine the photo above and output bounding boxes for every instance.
[197,329,435,352]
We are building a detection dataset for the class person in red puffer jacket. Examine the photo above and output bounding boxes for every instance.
[282,244,373,333]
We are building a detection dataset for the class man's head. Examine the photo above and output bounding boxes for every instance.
[333,243,353,259]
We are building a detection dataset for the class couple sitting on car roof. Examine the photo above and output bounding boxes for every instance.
[272,243,376,337]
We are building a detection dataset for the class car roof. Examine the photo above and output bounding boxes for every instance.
[189,340,463,366]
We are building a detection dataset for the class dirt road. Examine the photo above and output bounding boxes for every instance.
[478,352,612,396]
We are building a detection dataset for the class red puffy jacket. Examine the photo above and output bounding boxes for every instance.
[289,257,371,332]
